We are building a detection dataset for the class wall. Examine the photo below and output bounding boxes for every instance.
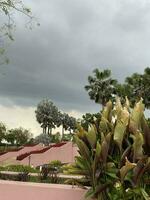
[20,142,78,167]
[0,144,43,164]
[0,180,86,200]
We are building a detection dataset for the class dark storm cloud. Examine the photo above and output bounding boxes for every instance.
[0,0,150,113]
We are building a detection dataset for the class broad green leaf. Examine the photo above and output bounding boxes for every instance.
[95,141,101,157]
[141,117,150,155]
[120,157,136,182]
[101,132,112,164]
[92,142,101,182]
[86,124,97,148]
[140,188,150,200]
[130,99,144,132]
[74,136,90,161]
[113,107,129,150]
[132,158,147,186]
[132,131,144,161]
[101,100,112,120]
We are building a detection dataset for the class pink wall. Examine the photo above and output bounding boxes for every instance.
[0,180,87,200]
[0,144,43,164]
[20,142,78,167]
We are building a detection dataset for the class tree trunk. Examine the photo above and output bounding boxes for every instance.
[62,126,64,141]
[49,128,52,136]
[102,98,106,110]
[48,127,50,135]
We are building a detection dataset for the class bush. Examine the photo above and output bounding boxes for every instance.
[39,162,62,183]
[68,98,150,200]
[49,160,62,168]
[3,165,38,173]
[16,172,29,182]
[0,166,5,171]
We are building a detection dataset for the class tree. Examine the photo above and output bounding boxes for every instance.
[0,122,6,144]
[115,83,132,105]
[59,113,76,140]
[35,99,60,135]
[34,133,51,146]
[125,67,150,108]
[68,116,76,134]
[85,68,118,108]
[51,132,61,143]
[59,113,70,139]
[6,127,32,146]
[5,131,15,145]
[85,67,150,109]
[0,0,35,64]
[81,112,101,131]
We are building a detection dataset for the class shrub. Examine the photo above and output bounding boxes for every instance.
[68,98,150,200]
[16,172,29,182]
[39,162,61,183]
[49,160,62,168]
[4,165,38,173]
[0,166,5,171]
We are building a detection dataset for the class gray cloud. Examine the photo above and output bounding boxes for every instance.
[0,0,150,113]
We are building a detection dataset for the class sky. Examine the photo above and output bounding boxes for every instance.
[0,0,150,135]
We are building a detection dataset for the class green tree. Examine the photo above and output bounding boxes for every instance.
[125,67,150,108]
[34,133,51,146]
[81,112,101,131]
[0,122,6,144]
[0,0,35,64]
[59,113,76,140]
[68,116,76,134]
[51,132,61,143]
[59,113,70,139]
[5,131,15,145]
[85,68,118,108]
[7,127,32,146]
[35,99,60,135]
[85,67,150,109]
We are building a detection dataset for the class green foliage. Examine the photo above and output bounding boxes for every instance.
[35,99,60,135]
[0,165,38,173]
[0,124,32,146]
[6,127,33,146]
[0,0,33,64]
[35,99,76,140]
[85,67,150,109]
[85,68,118,106]
[125,67,150,108]
[68,98,150,200]
[49,160,62,169]
[59,112,76,139]
[34,133,52,145]
[62,133,72,142]
[81,112,101,131]
[0,122,6,144]
[39,162,61,183]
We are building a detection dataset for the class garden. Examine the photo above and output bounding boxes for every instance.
[0,1,150,199]
[0,97,150,199]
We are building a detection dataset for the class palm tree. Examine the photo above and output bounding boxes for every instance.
[85,68,118,108]
[35,99,59,136]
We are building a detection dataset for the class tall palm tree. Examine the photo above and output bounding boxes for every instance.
[35,99,59,136]
[85,68,118,108]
